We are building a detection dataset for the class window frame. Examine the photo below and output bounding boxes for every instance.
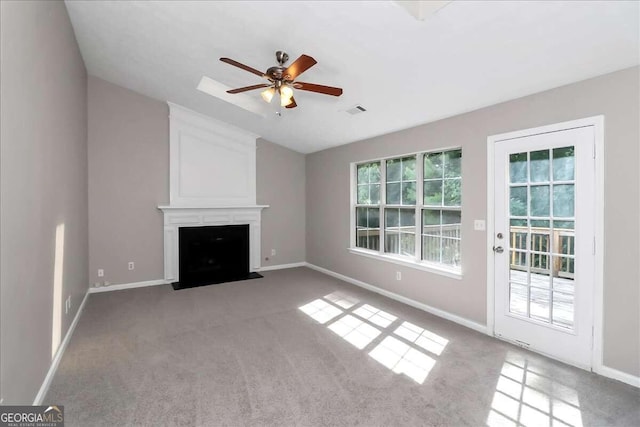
[350,147,463,280]
[355,161,382,251]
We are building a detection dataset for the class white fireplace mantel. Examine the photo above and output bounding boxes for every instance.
[158,205,268,282]
[159,103,267,283]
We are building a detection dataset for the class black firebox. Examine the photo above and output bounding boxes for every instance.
[173,224,261,290]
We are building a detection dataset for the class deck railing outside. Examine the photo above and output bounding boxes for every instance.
[510,226,575,278]
[356,224,461,263]
[357,225,575,278]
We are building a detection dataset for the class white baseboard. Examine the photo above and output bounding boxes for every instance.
[258,262,307,272]
[594,364,640,388]
[305,263,488,334]
[89,279,168,293]
[33,290,90,405]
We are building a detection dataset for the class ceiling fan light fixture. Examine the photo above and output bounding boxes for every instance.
[280,94,294,107]
[279,85,294,107]
[280,84,293,99]
[260,87,275,103]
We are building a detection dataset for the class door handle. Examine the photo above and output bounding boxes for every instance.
[493,246,504,254]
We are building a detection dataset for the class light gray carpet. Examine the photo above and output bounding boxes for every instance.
[46,267,639,426]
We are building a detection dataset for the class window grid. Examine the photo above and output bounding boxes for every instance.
[421,149,462,267]
[353,148,462,272]
[508,147,576,328]
[356,162,381,251]
[385,156,417,206]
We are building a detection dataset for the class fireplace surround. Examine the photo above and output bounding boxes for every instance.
[158,103,268,286]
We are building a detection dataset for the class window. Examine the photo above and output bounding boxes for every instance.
[422,150,462,267]
[355,162,381,250]
[352,148,462,275]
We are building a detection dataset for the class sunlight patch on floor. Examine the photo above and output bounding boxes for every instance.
[369,336,436,384]
[298,299,342,324]
[486,352,582,427]
[394,321,449,356]
[324,291,360,309]
[300,291,449,385]
[328,315,381,349]
[353,304,397,328]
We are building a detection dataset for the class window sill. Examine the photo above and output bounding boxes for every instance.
[347,247,463,280]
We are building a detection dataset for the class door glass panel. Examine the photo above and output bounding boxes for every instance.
[530,185,550,217]
[530,150,550,183]
[510,187,528,216]
[553,147,575,181]
[530,219,550,228]
[509,153,528,183]
[552,256,574,291]
[530,287,551,322]
[553,184,574,217]
[507,145,576,330]
[509,252,528,284]
[509,283,528,316]
[552,291,574,329]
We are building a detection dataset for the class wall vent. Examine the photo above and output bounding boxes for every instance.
[346,105,367,115]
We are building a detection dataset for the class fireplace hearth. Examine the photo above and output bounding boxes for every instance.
[172,224,262,290]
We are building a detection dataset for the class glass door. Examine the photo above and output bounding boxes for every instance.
[493,126,595,368]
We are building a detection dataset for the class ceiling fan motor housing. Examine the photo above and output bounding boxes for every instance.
[266,66,286,82]
[275,50,289,65]
[267,51,291,82]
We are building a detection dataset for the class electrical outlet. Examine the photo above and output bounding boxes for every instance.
[128,262,135,271]
[97,269,104,277]
[474,220,486,231]
[396,271,402,281]
[270,249,276,256]
[104,281,110,287]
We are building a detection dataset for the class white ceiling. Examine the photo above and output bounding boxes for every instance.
[65,1,639,153]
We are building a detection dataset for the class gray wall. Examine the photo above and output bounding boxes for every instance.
[88,76,169,285]
[306,67,640,377]
[87,77,306,285]
[257,139,306,267]
[0,0,88,404]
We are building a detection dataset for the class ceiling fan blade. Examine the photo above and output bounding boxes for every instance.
[283,55,317,81]
[285,97,297,109]
[226,84,270,94]
[295,82,343,97]
[220,57,265,77]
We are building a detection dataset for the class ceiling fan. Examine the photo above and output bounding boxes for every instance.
[220,51,343,109]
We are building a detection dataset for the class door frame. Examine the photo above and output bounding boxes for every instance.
[486,115,604,372]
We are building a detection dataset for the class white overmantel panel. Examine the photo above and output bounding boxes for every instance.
[168,102,260,207]
[158,206,268,282]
